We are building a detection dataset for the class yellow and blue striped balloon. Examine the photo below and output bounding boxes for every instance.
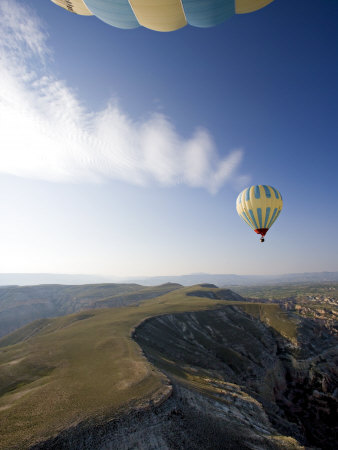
[50,0,275,32]
[236,185,283,242]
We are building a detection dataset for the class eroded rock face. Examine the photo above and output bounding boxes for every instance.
[32,382,300,450]
[133,306,337,449]
[31,305,336,450]
[275,349,338,448]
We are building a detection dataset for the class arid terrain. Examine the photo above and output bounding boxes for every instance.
[0,283,337,449]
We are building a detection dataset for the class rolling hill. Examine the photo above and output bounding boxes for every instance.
[0,285,336,449]
[0,283,181,338]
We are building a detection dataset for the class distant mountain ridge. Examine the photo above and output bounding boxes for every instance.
[1,271,338,287]
[124,271,338,286]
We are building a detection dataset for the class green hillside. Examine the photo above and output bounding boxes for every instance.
[0,286,300,449]
[237,303,299,343]
[0,282,182,338]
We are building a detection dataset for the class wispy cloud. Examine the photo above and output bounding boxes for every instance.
[0,0,248,193]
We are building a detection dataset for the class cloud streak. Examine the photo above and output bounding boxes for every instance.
[0,0,247,193]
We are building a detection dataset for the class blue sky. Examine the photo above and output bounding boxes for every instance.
[0,0,337,277]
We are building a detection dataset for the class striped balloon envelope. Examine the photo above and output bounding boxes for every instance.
[236,185,283,242]
[51,0,92,15]
[50,0,275,32]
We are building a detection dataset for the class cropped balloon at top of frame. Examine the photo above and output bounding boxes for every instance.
[50,0,275,32]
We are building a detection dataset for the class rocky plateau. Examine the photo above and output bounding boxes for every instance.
[31,302,337,449]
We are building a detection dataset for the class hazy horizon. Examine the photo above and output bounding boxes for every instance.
[0,270,337,288]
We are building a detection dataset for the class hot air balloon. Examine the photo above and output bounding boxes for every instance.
[50,0,275,32]
[236,185,283,242]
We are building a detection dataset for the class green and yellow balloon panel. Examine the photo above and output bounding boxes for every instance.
[50,0,275,31]
[236,185,283,242]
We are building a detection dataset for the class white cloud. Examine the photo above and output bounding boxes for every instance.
[0,0,248,193]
